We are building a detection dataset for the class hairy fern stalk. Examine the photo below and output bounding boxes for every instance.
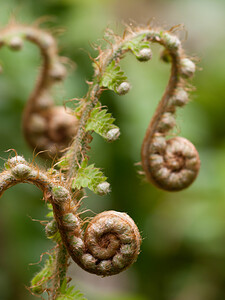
[0,20,200,299]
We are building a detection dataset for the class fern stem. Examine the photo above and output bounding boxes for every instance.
[50,244,69,300]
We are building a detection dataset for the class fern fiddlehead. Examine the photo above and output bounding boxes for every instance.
[0,22,78,157]
[61,25,200,192]
[0,21,200,299]
[0,156,141,277]
[140,32,200,191]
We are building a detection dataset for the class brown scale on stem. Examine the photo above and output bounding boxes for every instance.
[0,22,78,157]
[0,156,141,276]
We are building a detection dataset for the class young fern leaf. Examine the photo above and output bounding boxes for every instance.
[31,255,54,294]
[45,219,61,243]
[56,279,87,300]
[46,203,54,218]
[122,33,152,61]
[85,104,120,141]
[100,60,129,94]
[72,158,109,195]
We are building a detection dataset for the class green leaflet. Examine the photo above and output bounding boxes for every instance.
[122,33,150,57]
[56,279,87,300]
[74,100,86,119]
[55,149,73,169]
[46,203,54,218]
[30,255,54,294]
[72,158,107,194]
[85,104,119,141]
[100,34,151,93]
[100,60,127,92]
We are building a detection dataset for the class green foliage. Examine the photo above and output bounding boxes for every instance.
[85,104,119,141]
[45,219,61,243]
[122,33,150,58]
[100,60,127,92]
[46,203,54,218]
[31,255,54,294]
[74,100,86,120]
[72,158,108,194]
[55,151,72,169]
[56,279,87,300]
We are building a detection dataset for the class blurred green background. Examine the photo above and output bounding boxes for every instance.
[0,0,225,299]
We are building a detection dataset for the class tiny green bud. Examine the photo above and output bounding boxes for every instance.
[9,36,23,51]
[98,260,112,273]
[112,253,126,269]
[116,82,130,95]
[62,213,79,231]
[5,156,26,169]
[70,236,84,256]
[106,128,120,142]
[180,58,196,78]
[136,47,152,62]
[51,186,70,203]
[45,220,58,238]
[163,32,181,50]
[96,181,110,195]
[81,253,96,269]
[11,164,31,179]
[120,244,134,257]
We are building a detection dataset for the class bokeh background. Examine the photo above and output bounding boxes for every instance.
[0,0,225,299]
